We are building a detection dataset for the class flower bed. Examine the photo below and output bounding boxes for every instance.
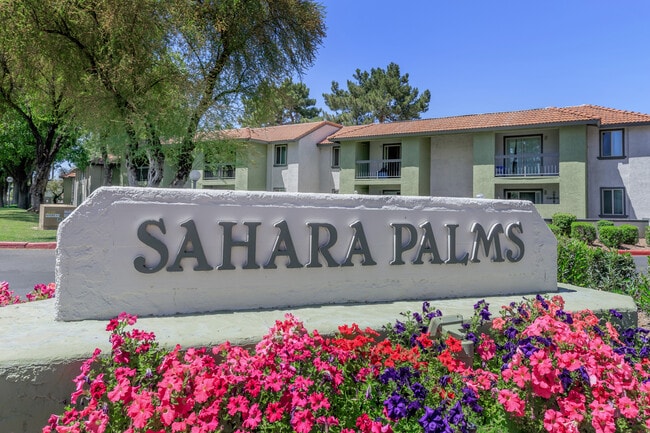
[40,294,650,433]
[0,281,55,305]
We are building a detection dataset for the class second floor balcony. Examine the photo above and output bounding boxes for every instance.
[204,164,235,180]
[495,153,559,177]
[355,159,401,179]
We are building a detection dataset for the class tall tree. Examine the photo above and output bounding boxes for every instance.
[0,3,77,210]
[323,62,431,125]
[167,0,326,186]
[32,0,181,187]
[240,78,321,127]
[0,111,34,208]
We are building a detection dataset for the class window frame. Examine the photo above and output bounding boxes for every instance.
[600,187,626,217]
[599,129,625,159]
[331,145,340,168]
[274,144,287,166]
[504,189,543,204]
[135,166,149,183]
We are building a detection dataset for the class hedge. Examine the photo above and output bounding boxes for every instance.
[570,222,597,244]
[551,213,577,237]
[598,226,624,249]
[620,224,639,245]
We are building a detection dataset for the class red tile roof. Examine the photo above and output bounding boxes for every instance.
[328,105,650,141]
[559,105,650,127]
[202,121,341,144]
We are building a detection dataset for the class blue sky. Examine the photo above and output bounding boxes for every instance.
[300,0,650,119]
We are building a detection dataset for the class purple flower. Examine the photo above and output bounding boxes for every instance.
[609,309,623,320]
[419,406,450,433]
[410,382,428,400]
[446,401,465,426]
[385,393,408,420]
[559,369,573,391]
[461,388,483,414]
[555,310,573,324]
[504,327,518,340]
[394,320,406,334]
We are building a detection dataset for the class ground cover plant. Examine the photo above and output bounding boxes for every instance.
[42,295,650,433]
[0,207,57,242]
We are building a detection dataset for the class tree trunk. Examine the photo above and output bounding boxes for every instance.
[100,143,113,186]
[169,135,193,188]
[146,124,164,187]
[123,124,140,187]
[29,167,49,211]
[16,176,29,209]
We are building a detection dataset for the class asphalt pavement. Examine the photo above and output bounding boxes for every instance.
[0,248,56,298]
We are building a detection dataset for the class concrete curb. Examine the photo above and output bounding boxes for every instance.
[0,242,56,249]
[619,249,650,256]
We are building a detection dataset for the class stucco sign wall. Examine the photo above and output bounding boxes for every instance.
[55,187,557,321]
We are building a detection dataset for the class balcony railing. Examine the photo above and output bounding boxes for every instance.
[204,164,235,180]
[494,153,559,177]
[355,159,401,179]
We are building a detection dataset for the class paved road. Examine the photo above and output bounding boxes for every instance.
[0,249,56,297]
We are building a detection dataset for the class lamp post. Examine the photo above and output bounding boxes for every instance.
[6,176,13,206]
[189,170,201,189]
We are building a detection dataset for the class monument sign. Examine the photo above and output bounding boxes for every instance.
[55,187,557,321]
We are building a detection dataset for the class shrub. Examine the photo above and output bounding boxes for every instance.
[597,219,614,230]
[570,221,597,244]
[551,212,577,236]
[547,223,562,238]
[599,225,624,249]
[620,224,639,245]
[646,226,650,245]
[557,237,638,294]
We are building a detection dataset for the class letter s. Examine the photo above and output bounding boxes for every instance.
[133,219,169,273]
[505,222,525,263]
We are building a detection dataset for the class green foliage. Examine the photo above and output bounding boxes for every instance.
[646,227,650,245]
[551,213,577,237]
[597,220,614,230]
[557,237,648,312]
[599,226,624,249]
[240,78,321,127]
[619,224,639,245]
[323,62,431,125]
[547,223,562,238]
[570,222,597,244]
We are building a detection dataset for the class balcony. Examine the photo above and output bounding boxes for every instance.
[494,153,559,177]
[355,159,401,179]
[204,164,235,180]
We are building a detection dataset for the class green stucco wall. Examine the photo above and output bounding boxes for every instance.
[472,133,495,198]
[235,142,267,191]
[401,137,430,196]
[339,141,361,194]
[557,126,587,218]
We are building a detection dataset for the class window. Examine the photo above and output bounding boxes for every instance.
[274,144,287,166]
[600,130,624,158]
[503,135,543,176]
[273,187,286,192]
[505,189,543,204]
[331,146,340,168]
[601,187,626,216]
[135,166,149,182]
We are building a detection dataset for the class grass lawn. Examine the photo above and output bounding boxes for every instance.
[0,207,57,242]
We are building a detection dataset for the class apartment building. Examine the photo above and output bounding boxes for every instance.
[65,105,650,221]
